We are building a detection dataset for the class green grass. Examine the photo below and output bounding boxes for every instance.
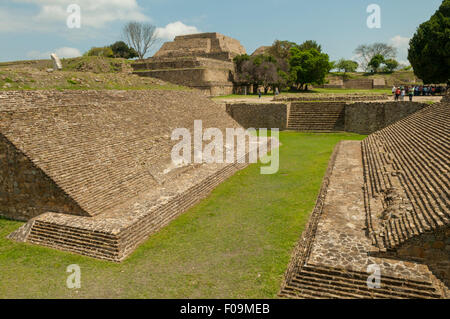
[0,132,366,298]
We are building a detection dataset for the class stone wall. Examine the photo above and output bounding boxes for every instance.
[345,102,427,134]
[132,57,234,72]
[320,78,388,89]
[0,134,87,221]
[225,103,287,129]
[135,68,231,88]
[395,228,450,287]
[225,101,428,134]
[0,90,242,219]
[274,94,389,102]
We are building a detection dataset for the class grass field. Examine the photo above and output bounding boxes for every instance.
[0,132,366,298]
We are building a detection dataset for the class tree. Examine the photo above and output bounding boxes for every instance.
[368,54,385,73]
[354,43,397,71]
[233,54,288,93]
[383,59,400,72]
[123,22,159,60]
[267,40,298,61]
[289,48,331,90]
[110,41,138,59]
[85,46,114,58]
[267,40,323,61]
[297,40,322,52]
[335,59,359,73]
[408,0,450,84]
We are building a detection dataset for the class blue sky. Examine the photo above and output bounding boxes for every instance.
[0,0,443,64]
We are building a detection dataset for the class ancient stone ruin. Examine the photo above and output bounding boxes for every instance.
[132,32,246,96]
[0,90,272,262]
[279,101,449,298]
[226,98,428,134]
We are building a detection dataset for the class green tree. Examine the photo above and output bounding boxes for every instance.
[267,40,298,60]
[289,48,331,90]
[335,59,359,73]
[408,0,450,84]
[85,46,114,58]
[297,40,322,52]
[233,54,289,93]
[110,41,138,59]
[368,54,385,73]
[383,59,400,72]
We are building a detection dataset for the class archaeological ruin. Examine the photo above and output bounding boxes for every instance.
[279,100,449,299]
[132,33,246,96]
[0,89,273,262]
[226,98,429,134]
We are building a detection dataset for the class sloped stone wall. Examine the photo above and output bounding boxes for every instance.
[0,134,87,221]
[225,103,287,129]
[345,102,427,134]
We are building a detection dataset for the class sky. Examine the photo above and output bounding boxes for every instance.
[0,0,444,64]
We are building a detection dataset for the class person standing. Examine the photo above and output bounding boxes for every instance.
[258,88,262,99]
[401,87,406,101]
[395,87,401,101]
[408,88,414,101]
[392,86,397,99]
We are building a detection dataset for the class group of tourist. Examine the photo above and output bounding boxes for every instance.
[392,85,447,101]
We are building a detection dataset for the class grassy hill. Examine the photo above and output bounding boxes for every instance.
[0,56,187,91]
[327,70,421,86]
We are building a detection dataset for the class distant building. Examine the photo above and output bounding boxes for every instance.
[132,32,246,96]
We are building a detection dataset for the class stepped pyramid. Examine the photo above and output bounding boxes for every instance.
[132,33,246,96]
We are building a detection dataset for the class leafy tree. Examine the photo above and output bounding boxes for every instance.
[233,54,251,73]
[297,40,322,52]
[335,59,359,73]
[233,54,288,93]
[354,43,397,71]
[289,48,331,90]
[85,46,114,58]
[110,41,138,59]
[383,59,400,72]
[368,54,385,73]
[408,0,450,84]
[267,40,298,60]
[268,40,323,62]
[123,21,160,60]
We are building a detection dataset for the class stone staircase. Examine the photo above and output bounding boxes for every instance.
[362,102,450,251]
[281,264,443,299]
[287,102,345,131]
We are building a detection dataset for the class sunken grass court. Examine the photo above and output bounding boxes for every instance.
[1,0,449,300]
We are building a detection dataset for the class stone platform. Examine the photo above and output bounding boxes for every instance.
[280,140,448,298]
[132,32,246,96]
[1,89,277,261]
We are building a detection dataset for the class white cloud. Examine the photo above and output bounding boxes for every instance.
[156,21,200,40]
[390,35,410,50]
[2,0,150,31]
[389,35,411,64]
[27,47,81,59]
